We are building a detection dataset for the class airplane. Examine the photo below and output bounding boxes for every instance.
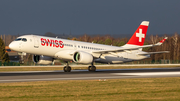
[9,21,169,72]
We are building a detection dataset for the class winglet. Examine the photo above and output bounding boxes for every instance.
[155,37,168,45]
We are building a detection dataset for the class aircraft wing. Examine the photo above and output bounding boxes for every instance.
[92,37,168,54]
[137,51,169,55]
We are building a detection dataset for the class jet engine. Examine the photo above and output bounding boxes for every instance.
[73,51,93,64]
[33,55,53,65]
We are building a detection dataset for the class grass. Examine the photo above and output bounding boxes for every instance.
[0,65,180,72]
[0,77,180,100]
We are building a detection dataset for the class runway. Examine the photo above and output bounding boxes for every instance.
[0,67,180,83]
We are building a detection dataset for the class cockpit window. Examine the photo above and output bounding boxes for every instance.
[22,38,27,42]
[14,38,22,41]
[14,38,27,42]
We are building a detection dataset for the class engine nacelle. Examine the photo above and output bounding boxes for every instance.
[33,55,53,65]
[73,51,93,64]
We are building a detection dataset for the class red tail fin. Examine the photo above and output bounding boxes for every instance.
[126,21,149,46]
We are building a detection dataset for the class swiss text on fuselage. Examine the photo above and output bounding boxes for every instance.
[41,38,64,48]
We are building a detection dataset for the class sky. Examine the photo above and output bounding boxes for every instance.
[0,0,180,37]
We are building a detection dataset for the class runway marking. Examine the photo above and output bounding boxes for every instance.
[0,70,63,73]
[0,68,170,73]
[0,76,130,83]
[1,69,180,83]
[112,72,180,76]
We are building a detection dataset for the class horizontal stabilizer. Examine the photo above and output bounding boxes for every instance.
[137,51,169,55]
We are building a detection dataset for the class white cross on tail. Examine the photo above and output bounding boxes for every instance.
[136,29,145,42]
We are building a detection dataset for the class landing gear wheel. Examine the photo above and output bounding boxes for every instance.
[64,66,71,72]
[88,66,96,72]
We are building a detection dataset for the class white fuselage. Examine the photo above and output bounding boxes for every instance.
[9,35,149,64]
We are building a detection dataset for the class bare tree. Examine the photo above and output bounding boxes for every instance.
[79,34,90,42]
[172,33,179,61]
[150,35,159,61]
[150,35,158,44]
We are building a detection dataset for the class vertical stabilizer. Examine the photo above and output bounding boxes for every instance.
[126,21,149,46]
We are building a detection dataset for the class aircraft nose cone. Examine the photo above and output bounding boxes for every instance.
[9,42,16,51]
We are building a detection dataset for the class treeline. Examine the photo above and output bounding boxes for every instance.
[1,32,180,62]
[0,35,18,46]
[0,37,9,63]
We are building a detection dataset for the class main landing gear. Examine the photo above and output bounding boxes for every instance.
[63,62,96,72]
[63,62,71,72]
[88,63,96,72]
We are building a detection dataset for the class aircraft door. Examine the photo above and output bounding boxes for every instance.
[19,41,22,51]
[74,43,77,50]
[33,36,39,48]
